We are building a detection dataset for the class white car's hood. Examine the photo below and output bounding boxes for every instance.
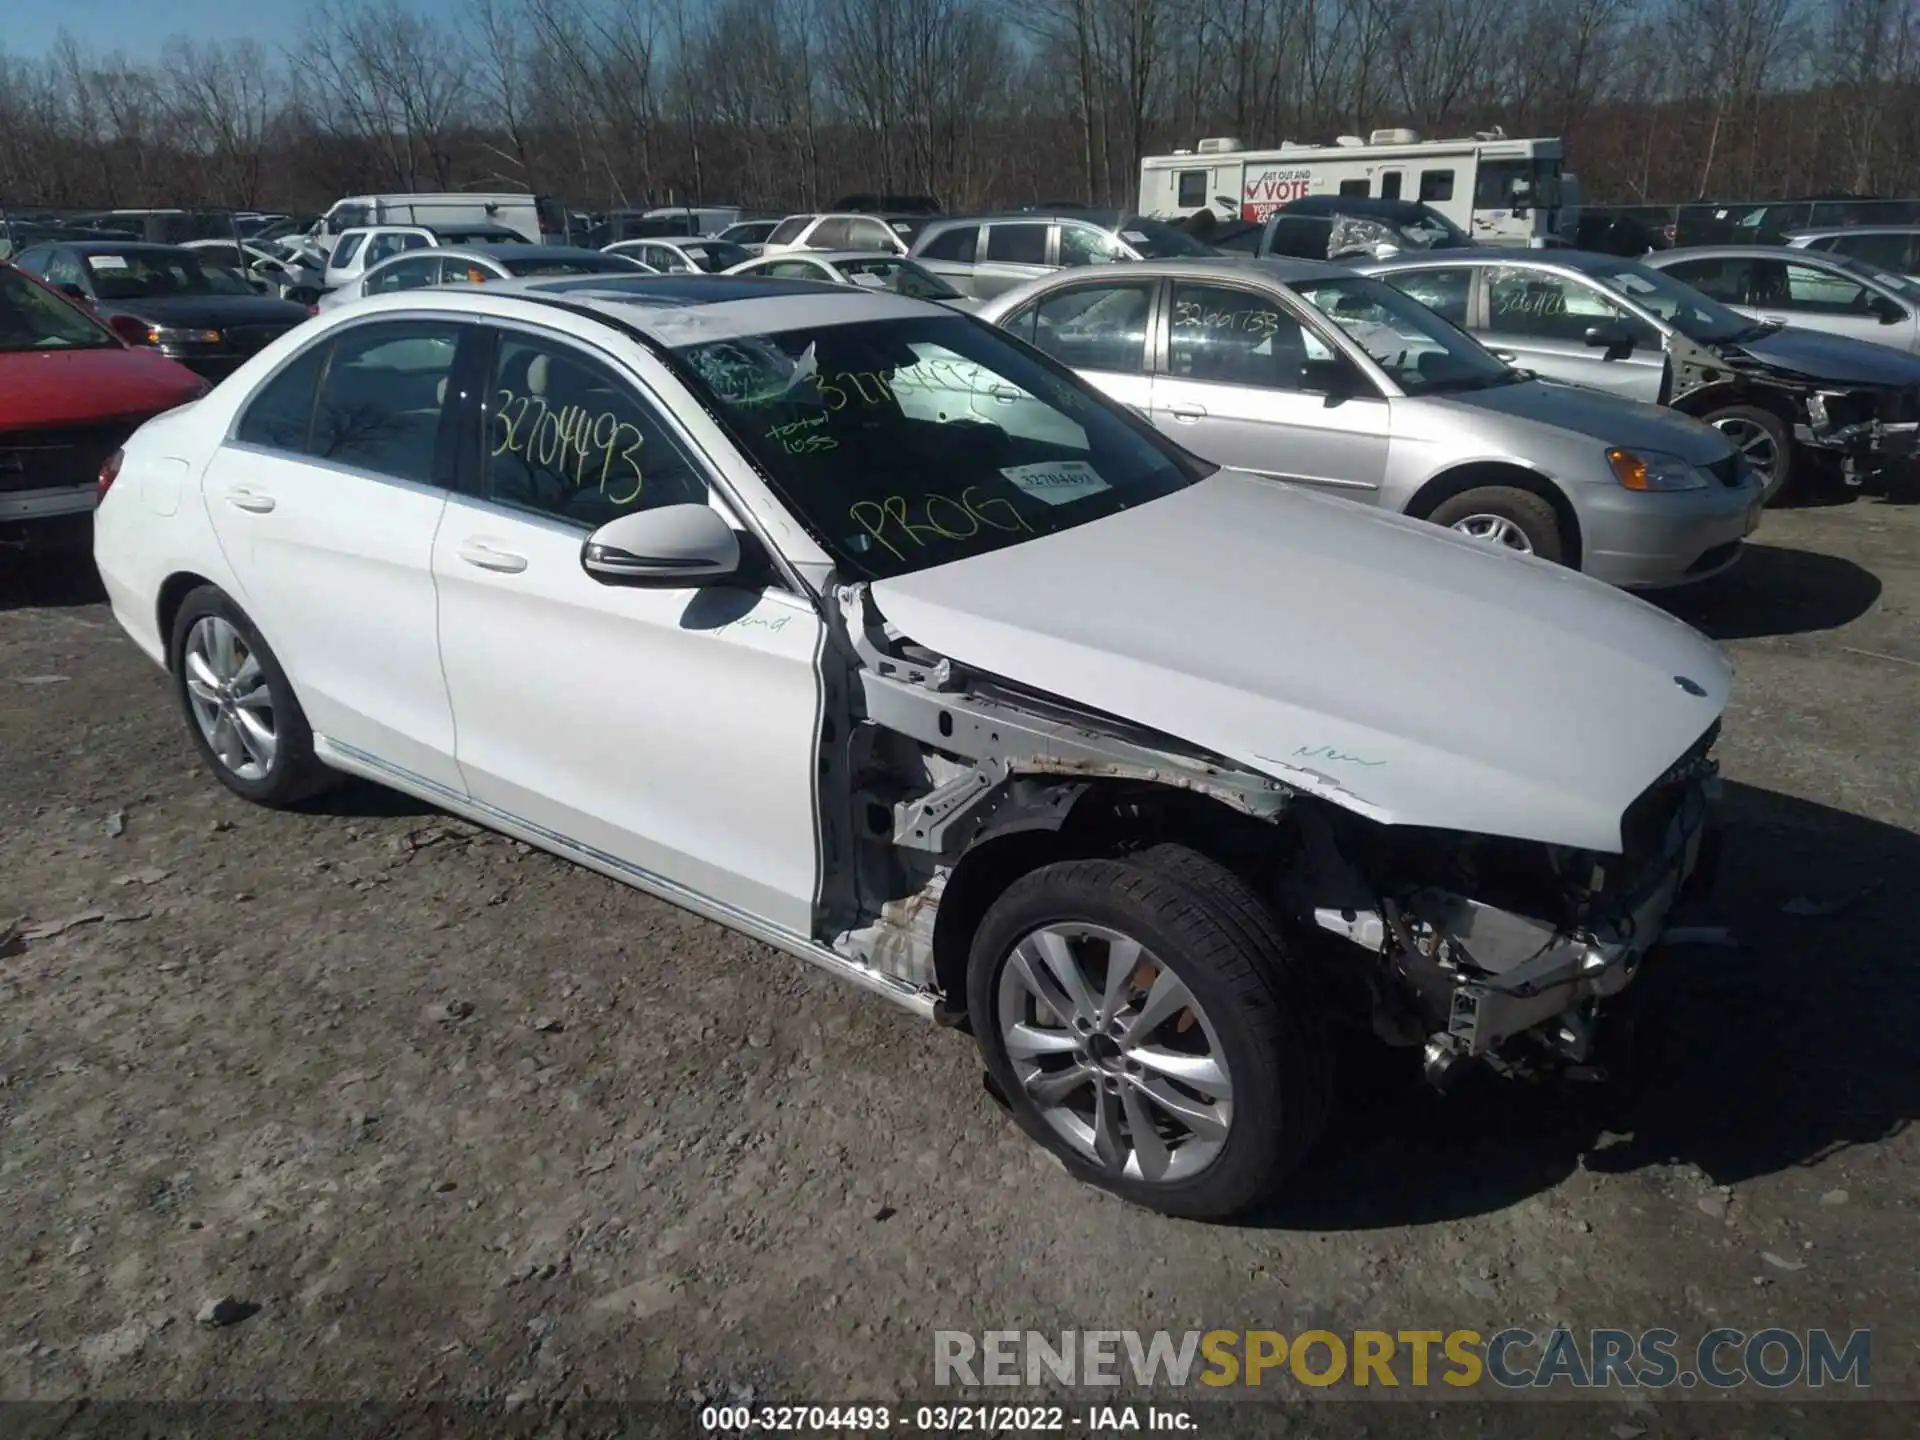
[868,472,1730,852]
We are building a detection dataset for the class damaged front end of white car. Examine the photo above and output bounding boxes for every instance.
[822,580,1721,1091]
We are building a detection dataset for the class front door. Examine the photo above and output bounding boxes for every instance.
[1002,278,1158,420]
[200,319,467,789]
[430,323,825,934]
[1148,279,1391,497]
[1478,264,1665,403]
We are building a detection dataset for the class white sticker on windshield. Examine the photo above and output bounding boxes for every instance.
[1613,273,1656,294]
[1001,460,1111,507]
[88,255,129,270]
[847,272,887,288]
[1121,230,1150,243]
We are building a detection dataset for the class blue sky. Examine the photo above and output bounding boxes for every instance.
[7,0,440,61]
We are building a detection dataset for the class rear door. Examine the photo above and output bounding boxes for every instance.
[912,223,981,295]
[973,221,1053,299]
[1148,278,1391,497]
[1479,264,1665,402]
[200,318,469,788]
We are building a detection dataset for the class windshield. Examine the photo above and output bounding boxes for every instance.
[1116,216,1214,259]
[84,251,254,301]
[1587,260,1754,343]
[501,253,640,277]
[1293,276,1513,393]
[0,266,119,351]
[673,316,1206,581]
[835,257,961,300]
[682,241,754,272]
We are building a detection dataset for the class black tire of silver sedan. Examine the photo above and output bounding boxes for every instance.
[1705,404,1793,505]
[968,843,1332,1220]
[1425,485,1565,564]
[169,585,333,807]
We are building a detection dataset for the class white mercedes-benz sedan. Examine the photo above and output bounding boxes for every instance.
[93,273,1728,1219]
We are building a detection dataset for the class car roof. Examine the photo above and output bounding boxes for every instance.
[1025,255,1354,284]
[1651,244,1856,262]
[1786,225,1920,237]
[59,241,204,257]
[1363,248,1631,274]
[407,273,946,344]
[1277,196,1444,219]
[745,250,915,265]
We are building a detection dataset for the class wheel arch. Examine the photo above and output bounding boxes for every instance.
[156,571,221,670]
[1404,460,1583,570]
[928,779,1286,1021]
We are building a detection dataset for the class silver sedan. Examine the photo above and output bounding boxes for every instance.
[1643,245,1920,356]
[318,245,651,310]
[724,249,978,309]
[975,257,1762,589]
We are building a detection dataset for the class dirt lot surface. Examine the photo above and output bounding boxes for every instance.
[1,495,1915,1434]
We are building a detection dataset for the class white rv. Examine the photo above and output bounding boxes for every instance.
[315,193,561,244]
[1139,129,1575,246]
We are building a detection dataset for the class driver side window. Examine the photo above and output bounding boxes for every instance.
[1058,225,1124,267]
[483,334,710,529]
[1168,282,1326,391]
[1486,268,1653,345]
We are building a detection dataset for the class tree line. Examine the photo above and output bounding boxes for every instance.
[2,0,1918,218]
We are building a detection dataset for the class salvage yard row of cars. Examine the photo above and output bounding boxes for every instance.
[3,192,1913,1219]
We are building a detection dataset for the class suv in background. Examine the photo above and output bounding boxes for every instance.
[909,211,1214,300]
[322,224,527,292]
[759,213,929,258]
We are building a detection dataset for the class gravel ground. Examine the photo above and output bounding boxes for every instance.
[1,495,1915,1432]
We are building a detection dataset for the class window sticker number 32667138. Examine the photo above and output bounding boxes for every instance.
[494,391,645,505]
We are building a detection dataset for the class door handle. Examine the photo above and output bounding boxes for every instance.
[457,540,529,574]
[1167,404,1208,421]
[224,488,276,513]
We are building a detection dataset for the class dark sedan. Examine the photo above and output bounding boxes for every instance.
[10,241,313,381]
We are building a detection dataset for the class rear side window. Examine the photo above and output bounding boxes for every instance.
[848,218,898,251]
[310,322,463,483]
[768,216,811,245]
[331,234,365,268]
[1658,256,1754,303]
[985,223,1048,264]
[918,225,978,263]
[234,341,330,452]
[1022,283,1154,374]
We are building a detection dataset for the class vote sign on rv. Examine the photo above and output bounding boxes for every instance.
[1242,168,1312,220]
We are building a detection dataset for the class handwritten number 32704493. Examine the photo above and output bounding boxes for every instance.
[493,390,646,506]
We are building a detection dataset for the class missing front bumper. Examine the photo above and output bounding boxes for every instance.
[1392,781,1718,1068]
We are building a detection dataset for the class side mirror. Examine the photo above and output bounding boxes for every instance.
[581,504,742,587]
[1872,295,1905,325]
[1299,356,1358,398]
[1584,321,1635,359]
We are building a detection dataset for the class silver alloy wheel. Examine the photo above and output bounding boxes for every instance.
[1713,416,1781,495]
[183,616,278,782]
[995,923,1233,1183]
[1450,513,1535,553]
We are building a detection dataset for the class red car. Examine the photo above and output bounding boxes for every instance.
[1,262,207,549]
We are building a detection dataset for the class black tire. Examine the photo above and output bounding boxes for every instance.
[1704,404,1793,504]
[168,585,333,807]
[1425,485,1566,565]
[967,843,1332,1220]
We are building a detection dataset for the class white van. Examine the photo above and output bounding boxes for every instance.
[317,193,557,244]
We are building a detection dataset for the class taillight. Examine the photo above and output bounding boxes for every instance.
[98,448,124,497]
[307,304,319,316]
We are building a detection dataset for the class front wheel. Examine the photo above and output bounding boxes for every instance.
[1425,485,1566,565]
[967,844,1332,1220]
[1707,404,1793,504]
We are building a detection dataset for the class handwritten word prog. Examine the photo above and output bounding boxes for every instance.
[849,488,1033,561]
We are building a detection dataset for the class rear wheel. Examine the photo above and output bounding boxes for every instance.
[968,843,1331,1220]
[1426,485,1566,564]
[169,586,333,807]
[1706,404,1793,503]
